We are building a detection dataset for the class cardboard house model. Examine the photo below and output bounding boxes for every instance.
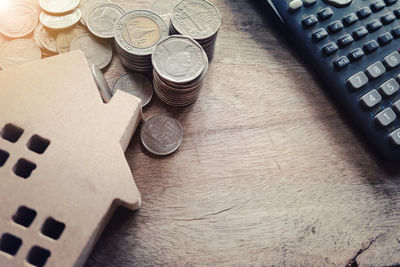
[0,51,142,267]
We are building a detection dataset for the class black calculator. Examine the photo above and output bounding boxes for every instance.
[265,0,400,160]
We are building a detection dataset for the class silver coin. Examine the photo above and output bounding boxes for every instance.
[112,72,153,108]
[149,0,180,25]
[80,0,111,26]
[91,65,112,102]
[140,115,184,156]
[70,33,112,69]
[0,39,42,69]
[0,3,38,38]
[86,3,125,39]
[152,35,206,84]
[114,10,168,57]
[40,8,81,30]
[171,0,221,40]
[39,0,80,14]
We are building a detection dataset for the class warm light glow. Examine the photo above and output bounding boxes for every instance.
[0,0,12,10]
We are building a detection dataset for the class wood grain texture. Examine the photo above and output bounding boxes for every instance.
[85,0,400,266]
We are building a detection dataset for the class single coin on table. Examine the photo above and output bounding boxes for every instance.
[39,0,80,15]
[0,39,42,70]
[91,65,112,103]
[40,8,81,30]
[87,3,125,39]
[56,25,87,53]
[140,115,184,156]
[112,72,153,108]
[70,33,112,69]
[80,0,111,26]
[0,3,38,38]
[34,23,58,54]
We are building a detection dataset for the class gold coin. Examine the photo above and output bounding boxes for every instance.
[122,16,161,49]
[56,26,87,53]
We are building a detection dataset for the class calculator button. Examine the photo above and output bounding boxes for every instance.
[371,1,386,12]
[360,90,382,108]
[312,28,328,42]
[381,13,396,24]
[328,21,344,34]
[391,26,400,38]
[338,34,354,48]
[379,78,399,96]
[385,0,398,5]
[394,8,400,18]
[343,13,358,26]
[323,42,339,55]
[393,100,400,113]
[302,15,318,28]
[378,32,393,45]
[289,0,303,11]
[357,7,372,19]
[367,19,383,32]
[363,40,379,53]
[383,51,400,68]
[348,48,365,61]
[353,26,369,40]
[318,8,333,20]
[333,56,350,70]
[323,0,352,7]
[347,72,369,90]
[389,129,400,146]
[375,108,397,127]
[304,0,317,6]
[365,61,386,79]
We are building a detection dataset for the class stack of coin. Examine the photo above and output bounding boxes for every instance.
[152,35,208,107]
[39,0,82,30]
[170,0,221,61]
[114,10,168,72]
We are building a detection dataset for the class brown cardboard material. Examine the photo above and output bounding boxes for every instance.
[0,50,142,267]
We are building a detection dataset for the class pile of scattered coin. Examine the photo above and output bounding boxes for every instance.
[114,10,168,72]
[0,0,221,156]
[152,35,208,107]
[170,0,221,61]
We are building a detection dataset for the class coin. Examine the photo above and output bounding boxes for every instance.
[0,39,42,69]
[114,10,168,71]
[39,0,80,15]
[80,0,111,26]
[70,33,112,69]
[55,25,87,53]
[140,115,184,156]
[33,24,58,54]
[87,3,125,39]
[152,35,206,84]
[91,65,112,102]
[40,8,81,30]
[171,0,221,40]
[112,72,153,108]
[0,3,38,38]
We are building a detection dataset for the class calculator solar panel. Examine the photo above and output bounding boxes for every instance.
[266,0,400,160]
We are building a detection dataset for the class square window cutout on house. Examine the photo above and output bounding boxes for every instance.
[0,149,9,167]
[1,124,24,143]
[27,135,50,154]
[26,246,51,267]
[12,206,37,228]
[0,233,22,256]
[13,159,36,179]
[41,218,65,240]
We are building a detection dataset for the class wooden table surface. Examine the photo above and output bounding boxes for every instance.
[86,0,400,266]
